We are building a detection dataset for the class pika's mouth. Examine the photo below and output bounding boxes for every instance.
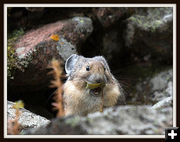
[89,87,102,95]
[86,82,105,96]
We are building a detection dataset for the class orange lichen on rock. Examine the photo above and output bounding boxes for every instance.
[50,34,60,41]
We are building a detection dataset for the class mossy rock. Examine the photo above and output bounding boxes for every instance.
[7,28,24,79]
[128,7,172,32]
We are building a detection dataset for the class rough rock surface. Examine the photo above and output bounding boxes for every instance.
[21,116,87,135]
[125,7,173,64]
[93,7,135,28]
[135,69,173,105]
[23,105,172,135]
[7,101,50,133]
[152,96,172,110]
[102,29,124,64]
[8,17,93,94]
[150,69,173,102]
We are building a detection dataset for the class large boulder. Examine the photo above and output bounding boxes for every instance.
[92,7,135,28]
[23,105,172,135]
[125,7,173,64]
[102,28,123,62]
[8,17,93,94]
[81,8,135,68]
[134,69,173,105]
[8,101,50,134]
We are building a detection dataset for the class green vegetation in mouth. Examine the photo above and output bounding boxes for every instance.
[86,82,105,89]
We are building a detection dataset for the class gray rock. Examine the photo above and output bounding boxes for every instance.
[22,116,87,135]
[8,16,93,94]
[23,105,172,135]
[150,69,172,92]
[150,69,173,103]
[152,96,172,110]
[72,17,93,35]
[135,69,173,104]
[92,7,135,28]
[61,17,93,46]
[82,106,172,135]
[56,37,76,61]
[102,30,124,63]
[7,101,50,133]
[125,7,173,63]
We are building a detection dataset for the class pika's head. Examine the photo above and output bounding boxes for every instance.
[65,54,111,95]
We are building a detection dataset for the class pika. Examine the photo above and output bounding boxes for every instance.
[63,54,125,116]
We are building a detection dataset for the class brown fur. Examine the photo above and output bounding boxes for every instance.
[63,55,124,116]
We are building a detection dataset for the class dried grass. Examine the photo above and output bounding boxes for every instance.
[48,58,64,117]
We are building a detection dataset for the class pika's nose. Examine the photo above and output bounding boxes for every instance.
[87,74,107,84]
[95,78,104,83]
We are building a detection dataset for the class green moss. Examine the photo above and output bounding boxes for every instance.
[129,16,137,22]
[7,28,24,79]
[7,46,16,79]
[128,8,172,33]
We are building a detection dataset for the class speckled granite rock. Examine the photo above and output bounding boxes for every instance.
[152,96,172,110]
[135,69,173,105]
[23,105,172,135]
[7,101,50,133]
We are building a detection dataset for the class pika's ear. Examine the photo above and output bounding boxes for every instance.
[94,56,110,71]
[65,54,79,76]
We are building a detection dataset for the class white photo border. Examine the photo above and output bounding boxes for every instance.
[4,3,177,139]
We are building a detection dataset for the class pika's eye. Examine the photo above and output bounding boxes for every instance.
[104,67,106,71]
[86,66,90,71]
